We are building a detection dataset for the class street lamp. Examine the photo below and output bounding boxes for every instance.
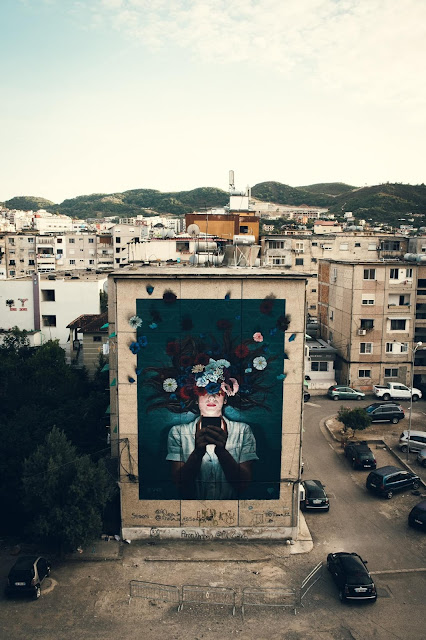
[407,341,423,462]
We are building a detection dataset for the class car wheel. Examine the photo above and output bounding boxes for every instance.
[352,458,357,469]
[412,395,419,402]
[339,590,346,603]
[47,567,51,577]
[333,395,339,401]
[400,444,408,452]
[412,481,420,490]
[34,585,41,599]
[356,395,362,400]
[391,417,399,424]
[422,460,426,468]
[383,393,391,401]
[386,490,393,499]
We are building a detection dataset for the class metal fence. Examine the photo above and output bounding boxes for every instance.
[180,585,236,614]
[129,580,181,609]
[241,587,298,616]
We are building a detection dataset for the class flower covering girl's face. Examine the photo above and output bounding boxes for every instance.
[197,392,225,417]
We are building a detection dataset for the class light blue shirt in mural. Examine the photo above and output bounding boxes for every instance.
[166,417,258,500]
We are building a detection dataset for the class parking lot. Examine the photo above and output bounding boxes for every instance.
[0,394,425,640]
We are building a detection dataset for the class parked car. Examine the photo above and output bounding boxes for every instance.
[417,448,426,467]
[364,402,405,424]
[300,479,329,511]
[366,466,421,499]
[399,430,426,453]
[5,556,51,599]
[408,500,426,529]
[327,552,377,603]
[373,381,422,401]
[344,441,376,470]
[327,386,365,401]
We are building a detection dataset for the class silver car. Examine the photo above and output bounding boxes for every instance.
[417,448,426,468]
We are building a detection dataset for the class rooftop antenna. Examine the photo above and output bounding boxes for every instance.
[229,169,235,193]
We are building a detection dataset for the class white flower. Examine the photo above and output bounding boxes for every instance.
[192,364,204,373]
[163,378,177,392]
[216,359,231,368]
[253,356,267,371]
[196,375,209,387]
[129,315,143,329]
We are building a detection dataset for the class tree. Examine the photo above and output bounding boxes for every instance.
[22,428,115,553]
[337,407,372,436]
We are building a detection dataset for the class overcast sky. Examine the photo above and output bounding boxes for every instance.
[1,0,425,203]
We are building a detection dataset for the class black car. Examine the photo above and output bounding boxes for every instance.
[303,391,310,403]
[5,556,51,599]
[408,500,426,530]
[344,441,376,470]
[327,552,377,602]
[300,479,329,511]
[364,402,405,424]
[366,465,421,499]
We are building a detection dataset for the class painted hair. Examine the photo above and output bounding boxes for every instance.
[144,332,278,414]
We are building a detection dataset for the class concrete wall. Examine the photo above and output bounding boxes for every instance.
[109,268,306,541]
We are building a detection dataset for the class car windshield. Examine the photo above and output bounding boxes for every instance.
[10,569,34,580]
[305,481,325,498]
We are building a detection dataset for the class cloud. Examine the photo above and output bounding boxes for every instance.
[78,0,426,107]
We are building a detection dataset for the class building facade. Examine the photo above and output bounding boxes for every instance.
[108,267,306,541]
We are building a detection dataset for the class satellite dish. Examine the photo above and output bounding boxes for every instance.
[187,224,200,237]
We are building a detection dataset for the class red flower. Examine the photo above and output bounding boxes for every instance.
[180,354,193,367]
[216,319,232,330]
[166,341,180,356]
[235,344,249,359]
[195,352,210,365]
[179,386,192,400]
[194,387,207,397]
[260,300,274,315]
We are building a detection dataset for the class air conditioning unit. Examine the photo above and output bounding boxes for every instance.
[358,329,367,336]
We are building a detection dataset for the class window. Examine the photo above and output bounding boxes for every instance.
[390,268,399,280]
[360,343,372,354]
[363,268,376,280]
[89,259,94,264]
[295,258,304,265]
[311,361,328,372]
[312,242,318,246]
[69,238,75,243]
[386,342,408,353]
[330,311,334,321]
[88,238,94,243]
[339,243,348,251]
[41,289,55,302]
[295,241,304,252]
[311,288,317,293]
[269,241,285,249]
[28,259,35,266]
[42,315,56,327]
[368,243,376,251]
[9,260,16,266]
[69,259,76,265]
[272,257,284,265]
[362,295,375,305]
[355,242,361,247]
[93,336,102,342]
[360,319,374,330]
[28,237,34,243]
[359,369,371,378]
[390,319,407,331]
[406,268,413,278]
[116,248,121,254]
[384,368,399,378]
[57,249,63,255]
[116,237,121,243]
[381,241,401,251]
[57,238,62,243]
[240,226,249,233]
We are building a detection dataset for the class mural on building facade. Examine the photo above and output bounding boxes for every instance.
[134,294,287,500]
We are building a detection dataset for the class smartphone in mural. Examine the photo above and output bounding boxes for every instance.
[201,416,222,429]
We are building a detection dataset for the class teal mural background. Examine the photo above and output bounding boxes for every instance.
[136,297,286,500]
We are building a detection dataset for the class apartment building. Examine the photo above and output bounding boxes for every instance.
[261,233,409,316]
[317,259,418,389]
[0,271,107,352]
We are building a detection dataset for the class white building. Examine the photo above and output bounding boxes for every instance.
[0,271,107,353]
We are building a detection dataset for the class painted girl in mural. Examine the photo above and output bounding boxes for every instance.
[166,363,258,500]
[144,330,274,500]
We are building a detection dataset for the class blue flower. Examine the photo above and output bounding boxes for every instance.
[288,333,296,342]
[170,393,177,400]
[269,327,277,336]
[206,382,221,395]
[149,322,158,329]
[138,335,148,347]
[276,373,286,381]
[129,341,140,354]
[128,376,136,383]
[245,367,252,373]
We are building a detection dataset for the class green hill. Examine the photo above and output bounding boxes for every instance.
[296,182,357,196]
[4,196,55,210]
[251,181,333,207]
[329,183,426,225]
